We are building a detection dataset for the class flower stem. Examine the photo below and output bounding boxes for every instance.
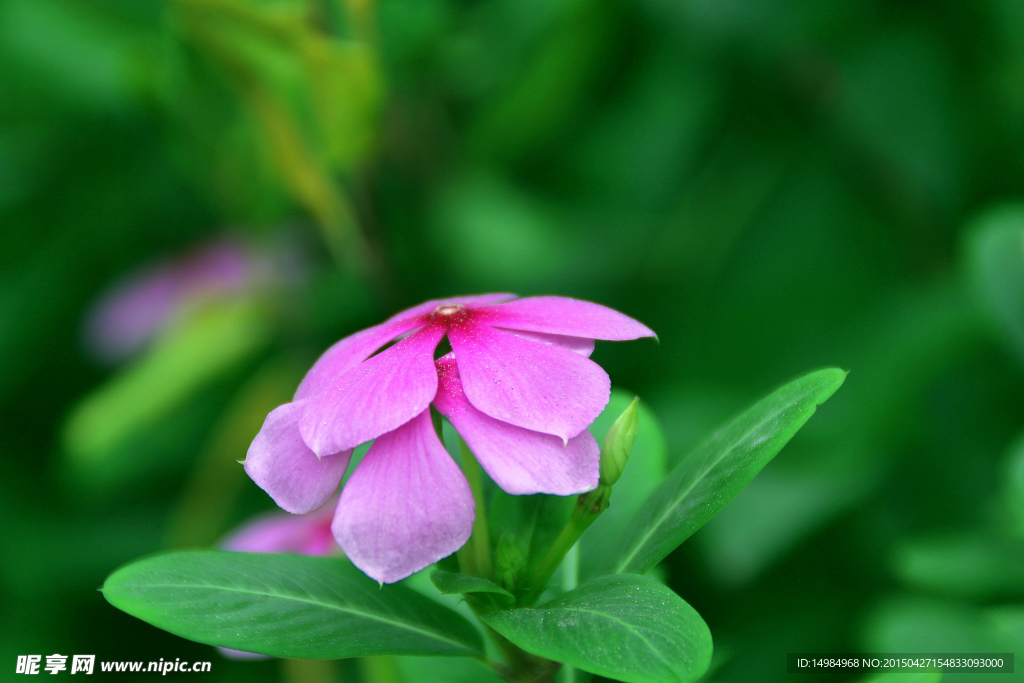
[522,486,611,600]
[458,438,493,579]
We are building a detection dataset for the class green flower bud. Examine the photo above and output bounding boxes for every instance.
[599,397,640,486]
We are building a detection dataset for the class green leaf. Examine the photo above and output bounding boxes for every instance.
[480,574,712,683]
[430,570,514,601]
[102,551,483,658]
[607,367,846,575]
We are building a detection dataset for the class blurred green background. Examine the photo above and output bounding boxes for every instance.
[3,0,1024,681]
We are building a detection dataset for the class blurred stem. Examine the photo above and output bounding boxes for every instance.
[164,359,298,548]
[358,656,400,683]
[523,486,610,602]
[341,0,376,44]
[173,0,305,43]
[283,659,337,683]
[457,438,492,578]
[171,0,381,279]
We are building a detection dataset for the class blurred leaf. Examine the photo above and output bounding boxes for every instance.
[892,534,1024,600]
[430,570,514,601]
[395,655,504,683]
[607,368,846,575]
[467,0,612,161]
[839,31,962,208]
[481,574,712,683]
[697,453,878,586]
[430,172,572,289]
[987,606,1024,652]
[63,299,271,464]
[164,358,304,548]
[579,390,667,580]
[862,596,1013,654]
[103,551,484,658]
[965,204,1024,364]
[569,56,717,209]
[1002,432,1024,535]
[0,0,140,110]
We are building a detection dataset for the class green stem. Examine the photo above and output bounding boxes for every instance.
[458,438,493,578]
[463,596,557,682]
[561,545,579,683]
[523,486,610,600]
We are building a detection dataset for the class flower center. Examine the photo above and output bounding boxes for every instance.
[430,303,470,328]
[434,304,465,316]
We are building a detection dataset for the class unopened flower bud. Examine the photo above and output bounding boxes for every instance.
[599,397,640,486]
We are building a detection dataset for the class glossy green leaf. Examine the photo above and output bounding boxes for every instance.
[102,551,483,658]
[607,368,846,575]
[430,570,514,601]
[481,574,712,683]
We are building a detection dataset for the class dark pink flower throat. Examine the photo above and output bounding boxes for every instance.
[428,303,472,329]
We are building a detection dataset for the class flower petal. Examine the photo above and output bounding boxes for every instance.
[508,330,595,357]
[295,315,429,401]
[244,403,351,514]
[295,295,516,400]
[221,498,339,555]
[448,322,611,442]
[479,296,656,340]
[434,357,599,495]
[332,411,474,583]
[299,325,446,455]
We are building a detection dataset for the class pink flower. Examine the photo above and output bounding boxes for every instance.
[244,294,655,583]
[83,238,271,363]
[220,497,340,557]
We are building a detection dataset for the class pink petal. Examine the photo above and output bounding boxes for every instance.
[299,325,446,456]
[332,411,474,583]
[478,296,656,340]
[244,403,351,514]
[434,357,599,495]
[294,295,516,400]
[448,322,611,443]
[221,500,339,556]
[295,315,429,401]
[508,330,595,357]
